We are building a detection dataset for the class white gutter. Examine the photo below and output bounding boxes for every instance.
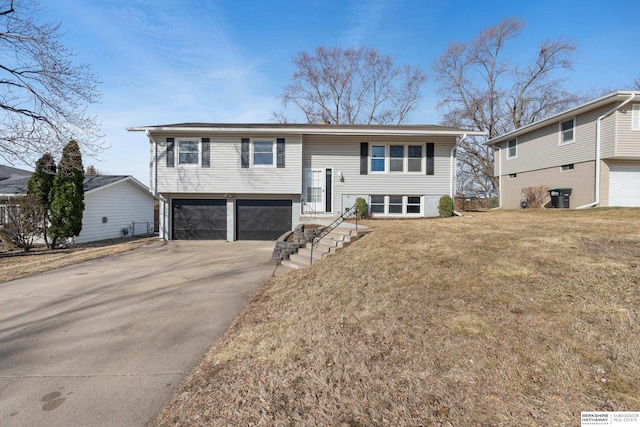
[450,134,467,198]
[491,145,503,209]
[128,125,486,137]
[576,93,636,209]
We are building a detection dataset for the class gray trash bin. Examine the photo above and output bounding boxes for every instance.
[549,188,572,208]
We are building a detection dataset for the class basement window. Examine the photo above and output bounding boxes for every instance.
[561,164,574,171]
[508,173,517,179]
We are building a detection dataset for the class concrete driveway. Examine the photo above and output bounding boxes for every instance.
[0,240,281,426]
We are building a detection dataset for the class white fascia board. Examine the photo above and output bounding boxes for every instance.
[127,126,486,137]
[487,91,640,146]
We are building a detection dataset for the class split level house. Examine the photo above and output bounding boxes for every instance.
[127,123,484,241]
[487,91,640,209]
[0,166,155,244]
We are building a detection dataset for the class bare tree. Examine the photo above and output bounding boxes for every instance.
[633,76,640,90]
[0,194,45,251]
[0,0,104,164]
[433,18,581,191]
[85,164,102,175]
[280,46,427,125]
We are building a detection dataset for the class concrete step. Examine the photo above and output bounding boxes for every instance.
[281,258,308,269]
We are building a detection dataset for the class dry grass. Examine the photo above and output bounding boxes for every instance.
[0,237,157,283]
[156,209,640,426]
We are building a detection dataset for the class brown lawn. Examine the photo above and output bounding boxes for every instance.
[156,209,640,426]
[0,237,157,283]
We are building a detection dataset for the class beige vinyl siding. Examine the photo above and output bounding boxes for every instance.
[154,133,302,194]
[75,180,155,244]
[600,108,617,158]
[613,103,640,157]
[303,134,455,213]
[499,161,595,209]
[498,104,617,175]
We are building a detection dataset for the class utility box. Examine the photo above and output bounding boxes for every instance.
[549,188,572,208]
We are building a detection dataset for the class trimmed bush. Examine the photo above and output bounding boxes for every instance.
[438,195,454,217]
[355,197,368,219]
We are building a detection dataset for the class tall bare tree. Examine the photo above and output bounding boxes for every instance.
[433,18,581,191]
[0,0,103,164]
[280,46,427,125]
[633,76,640,90]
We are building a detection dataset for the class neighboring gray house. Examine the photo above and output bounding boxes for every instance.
[487,91,640,209]
[0,169,155,243]
[127,123,484,241]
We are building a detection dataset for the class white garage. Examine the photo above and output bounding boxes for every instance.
[609,163,640,207]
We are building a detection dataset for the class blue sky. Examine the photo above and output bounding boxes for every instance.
[26,0,640,185]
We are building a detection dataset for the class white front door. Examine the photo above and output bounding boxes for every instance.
[304,168,325,213]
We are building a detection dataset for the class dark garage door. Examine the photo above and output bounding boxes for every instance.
[236,199,292,240]
[172,199,227,240]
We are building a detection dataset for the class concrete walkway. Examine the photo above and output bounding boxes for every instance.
[0,240,279,426]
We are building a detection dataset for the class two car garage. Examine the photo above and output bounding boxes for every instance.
[171,198,292,241]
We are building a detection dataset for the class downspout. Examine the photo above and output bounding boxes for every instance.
[450,134,467,216]
[450,134,467,198]
[576,93,636,209]
[491,145,502,209]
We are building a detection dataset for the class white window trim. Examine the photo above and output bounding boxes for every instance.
[559,118,576,146]
[507,138,517,159]
[177,138,201,167]
[370,144,425,174]
[632,105,640,131]
[251,138,276,167]
[369,195,422,216]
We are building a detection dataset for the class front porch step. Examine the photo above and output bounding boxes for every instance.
[279,224,372,269]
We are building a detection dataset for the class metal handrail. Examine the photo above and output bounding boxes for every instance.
[310,205,358,265]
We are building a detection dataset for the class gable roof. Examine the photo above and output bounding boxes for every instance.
[486,91,640,146]
[0,173,151,197]
[127,122,486,137]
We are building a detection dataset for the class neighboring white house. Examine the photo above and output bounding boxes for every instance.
[0,169,155,243]
[487,91,640,209]
[127,123,484,241]
[74,175,155,243]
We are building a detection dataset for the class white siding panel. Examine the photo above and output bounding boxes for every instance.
[154,133,302,194]
[75,181,155,244]
[303,134,455,215]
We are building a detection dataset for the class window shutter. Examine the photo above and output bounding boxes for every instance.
[360,142,368,175]
[277,138,285,168]
[166,138,175,168]
[201,138,210,167]
[426,143,434,176]
[241,138,249,168]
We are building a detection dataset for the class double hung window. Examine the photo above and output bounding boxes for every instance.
[178,139,200,165]
[253,140,274,166]
[559,119,575,145]
[371,146,386,172]
[507,138,517,159]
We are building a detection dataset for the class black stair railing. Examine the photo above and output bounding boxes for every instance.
[310,205,358,265]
